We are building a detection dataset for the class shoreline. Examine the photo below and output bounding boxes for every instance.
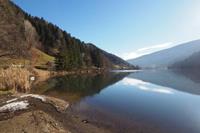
[0,68,139,133]
[0,93,112,133]
[0,67,113,133]
[0,92,162,133]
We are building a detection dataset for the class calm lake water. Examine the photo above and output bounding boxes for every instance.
[33,70,200,133]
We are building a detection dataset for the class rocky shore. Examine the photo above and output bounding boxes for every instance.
[0,93,112,133]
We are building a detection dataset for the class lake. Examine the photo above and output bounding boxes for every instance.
[33,70,200,133]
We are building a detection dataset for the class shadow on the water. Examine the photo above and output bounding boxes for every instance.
[128,69,200,95]
[32,72,129,102]
[173,69,200,83]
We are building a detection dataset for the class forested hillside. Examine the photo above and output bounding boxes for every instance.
[25,15,133,70]
[171,52,200,69]
[0,0,135,70]
[0,0,29,57]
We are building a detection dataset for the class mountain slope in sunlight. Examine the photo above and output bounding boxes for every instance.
[128,40,200,68]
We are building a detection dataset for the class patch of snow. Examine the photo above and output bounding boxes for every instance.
[0,100,29,112]
[20,94,46,102]
[6,98,18,103]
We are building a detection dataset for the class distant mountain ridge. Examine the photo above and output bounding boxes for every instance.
[0,0,135,70]
[128,39,200,68]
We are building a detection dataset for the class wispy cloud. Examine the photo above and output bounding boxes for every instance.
[121,42,173,60]
[137,43,172,52]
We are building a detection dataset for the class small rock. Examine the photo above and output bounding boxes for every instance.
[82,119,89,124]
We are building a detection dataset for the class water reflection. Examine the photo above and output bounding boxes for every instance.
[69,70,200,133]
[174,69,200,83]
[128,70,200,95]
[122,77,174,94]
[32,72,129,102]
[32,70,200,133]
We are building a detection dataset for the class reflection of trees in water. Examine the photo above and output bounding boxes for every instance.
[172,69,200,84]
[32,73,129,102]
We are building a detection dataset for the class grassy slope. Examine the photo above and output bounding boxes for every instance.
[0,48,54,68]
[31,48,55,66]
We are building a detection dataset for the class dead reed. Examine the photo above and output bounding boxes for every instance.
[0,67,31,92]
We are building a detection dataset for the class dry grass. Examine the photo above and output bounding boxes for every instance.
[31,48,55,67]
[0,67,31,92]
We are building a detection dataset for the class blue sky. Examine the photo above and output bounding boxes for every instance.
[13,0,200,59]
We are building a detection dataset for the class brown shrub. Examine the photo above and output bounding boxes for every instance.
[0,67,31,92]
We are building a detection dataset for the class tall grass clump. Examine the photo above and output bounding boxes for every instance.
[0,67,31,92]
